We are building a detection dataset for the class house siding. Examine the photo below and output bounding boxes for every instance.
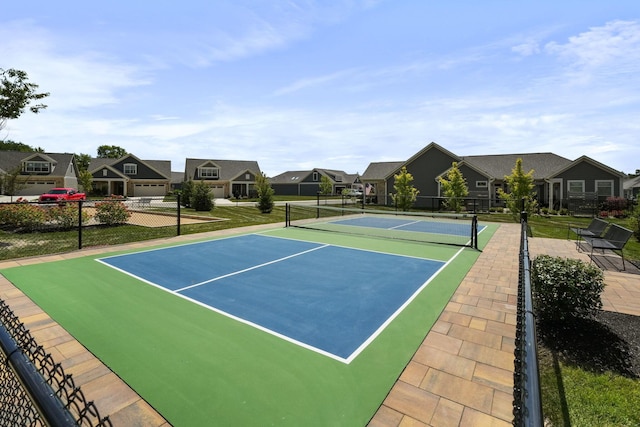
[555,162,622,196]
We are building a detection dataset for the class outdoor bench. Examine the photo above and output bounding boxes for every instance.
[138,198,152,208]
[582,223,634,271]
[568,217,608,244]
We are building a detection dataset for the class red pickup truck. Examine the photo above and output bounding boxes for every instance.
[38,188,86,203]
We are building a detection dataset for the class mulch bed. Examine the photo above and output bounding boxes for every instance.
[538,310,640,378]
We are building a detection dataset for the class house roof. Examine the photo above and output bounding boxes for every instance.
[270,168,357,184]
[361,161,404,180]
[88,155,172,179]
[0,151,76,176]
[460,152,572,180]
[184,158,261,181]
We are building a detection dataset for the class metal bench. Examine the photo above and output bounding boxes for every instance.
[582,224,634,271]
[568,217,608,242]
[138,198,152,208]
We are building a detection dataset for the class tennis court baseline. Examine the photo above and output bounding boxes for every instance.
[98,234,448,363]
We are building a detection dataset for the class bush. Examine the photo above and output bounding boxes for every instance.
[0,203,47,231]
[532,255,605,323]
[46,204,92,229]
[94,197,131,225]
[255,173,274,214]
[191,181,214,212]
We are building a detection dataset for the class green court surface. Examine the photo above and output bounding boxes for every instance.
[1,224,497,426]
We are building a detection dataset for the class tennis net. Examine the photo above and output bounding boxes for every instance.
[285,203,480,249]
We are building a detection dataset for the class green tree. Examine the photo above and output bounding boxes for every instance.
[497,158,538,220]
[78,169,93,194]
[392,166,420,211]
[0,140,42,152]
[191,181,214,211]
[75,153,92,172]
[255,172,275,213]
[180,179,194,207]
[439,162,469,212]
[319,175,333,196]
[0,165,30,201]
[97,145,127,159]
[0,68,49,131]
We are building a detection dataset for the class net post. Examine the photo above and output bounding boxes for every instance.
[285,203,290,227]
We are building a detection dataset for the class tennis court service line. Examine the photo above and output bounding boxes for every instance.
[388,219,422,230]
[173,243,331,293]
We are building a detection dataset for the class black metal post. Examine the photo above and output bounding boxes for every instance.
[78,200,83,250]
[177,194,181,236]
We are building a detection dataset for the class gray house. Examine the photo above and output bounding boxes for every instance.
[362,142,626,211]
[89,154,172,197]
[183,159,262,199]
[270,168,360,196]
[0,151,81,196]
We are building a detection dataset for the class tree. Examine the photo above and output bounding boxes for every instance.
[497,158,538,220]
[191,181,214,211]
[0,68,49,131]
[439,162,469,212]
[0,165,30,201]
[392,166,420,211]
[319,175,333,196]
[75,153,92,172]
[255,172,275,213]
[180,179,194,207]
[97,145,127,159]
[0,140,42,152]
[78,169,93,194]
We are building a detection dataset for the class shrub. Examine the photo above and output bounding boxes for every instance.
[255,172,274,214]
[46,204,92,229]
[94,197,131,225]
[191,181,214,212]
[531,255,605,323]
[0,203,47,231]
[630,203,640,242]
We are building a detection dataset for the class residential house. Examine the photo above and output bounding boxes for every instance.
[183,159,262,198]
[89,154,172,197]
[624,173,640,200]
[361,142,626,212]
[0,151,81,196]
[270,168,360,196]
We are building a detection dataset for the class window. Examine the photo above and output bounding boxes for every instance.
[24,161,50,173]
[199,167,219,179]
[103,169,108,177]
[476,181,488,188]
[596,180,613,197]
[567,180,585,194]
[245,173,250,180]
[313,172,319,181]
[123,163,137,175]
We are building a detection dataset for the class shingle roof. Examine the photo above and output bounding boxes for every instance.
[184,159,261,181]
[361,161,404,180]
[460,153,572,180]
[0,151,75,176]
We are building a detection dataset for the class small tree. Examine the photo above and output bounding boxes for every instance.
[191,181,214,211]
[392,166,419,211]
[255,173,275,213]
[439,162,469,212]
[320,175,333,196]
[0,165,30,201]
[180,179,195,207]
[78,169,93,195]
[497,158,538,220]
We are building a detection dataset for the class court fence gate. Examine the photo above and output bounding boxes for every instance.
[0,298,112,426]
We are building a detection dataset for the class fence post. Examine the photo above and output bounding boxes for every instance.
[78,200,83,250]
[177,194,181,236]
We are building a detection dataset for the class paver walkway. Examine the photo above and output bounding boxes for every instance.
[1,222,639,426]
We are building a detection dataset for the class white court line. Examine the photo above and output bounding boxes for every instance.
[174,244,330,293]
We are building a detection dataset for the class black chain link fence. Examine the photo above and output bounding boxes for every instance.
[0,298,111,426]
[0,197,182,261]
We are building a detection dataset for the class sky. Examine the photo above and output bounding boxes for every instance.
[2,1,639,177]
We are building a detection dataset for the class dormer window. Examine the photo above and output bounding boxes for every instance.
[199,167,219,179]
[24,161,50,173]
[124,163,137,175]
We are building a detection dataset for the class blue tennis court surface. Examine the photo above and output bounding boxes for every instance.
[98,234,446,362]
[331,216,484,237]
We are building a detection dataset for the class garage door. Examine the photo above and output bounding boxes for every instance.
[134,184,166,197]
[20,181,57,196]
[211,185,225,198]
